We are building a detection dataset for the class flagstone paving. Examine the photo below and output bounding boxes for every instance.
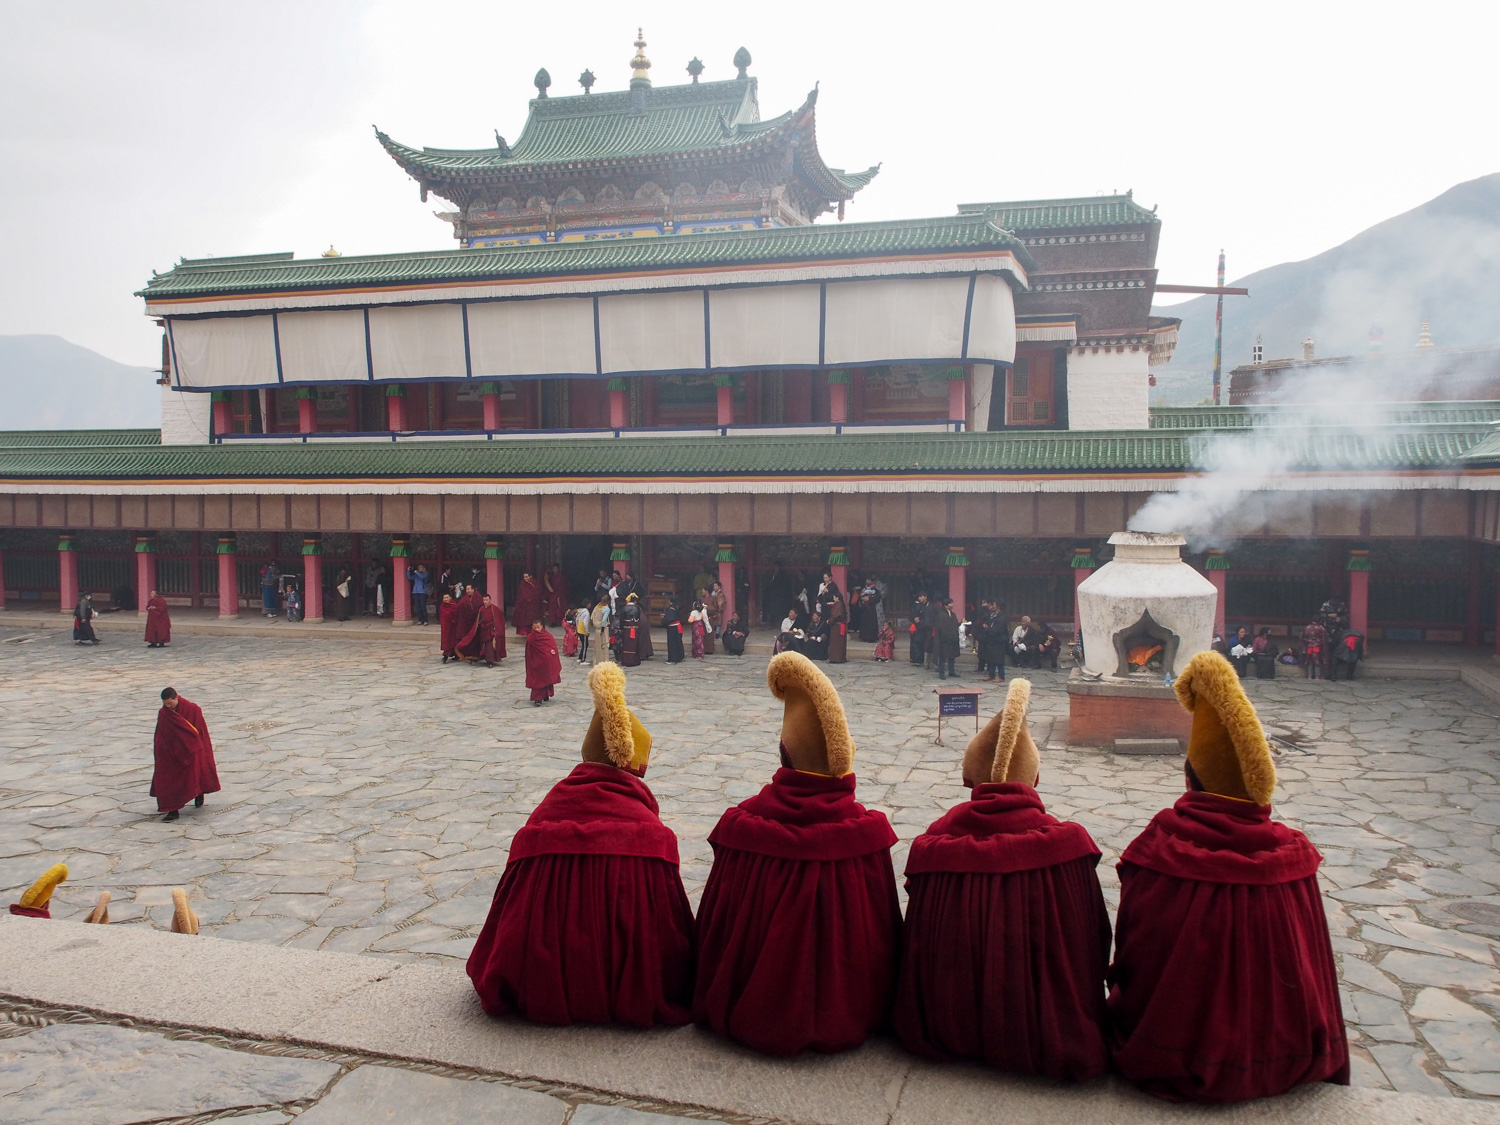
[0,622,1497,1099]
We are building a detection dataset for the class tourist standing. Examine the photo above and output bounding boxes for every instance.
[589,596,611,665]
[909,592,930,665]
[333,568,353,621]
[144,589,171,648]
[408,564,432,626]
[362,561,380,616]
[663,596,686,664]
[706,581,727,647]
[934,597,961,679]
[439,594,459,663]
[1301,618,1328,680]
[618,594,643,666]
[525,620,561,705]
[151,687,221,823]
[688,601,708,659]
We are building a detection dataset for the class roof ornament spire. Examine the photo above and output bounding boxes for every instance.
[630,29,652,87]
[1416,321,1434,348]
[579,68,596,94]
[321,245,341,258]
[687,57,704,83]
[534,68,551,99]
[493,131,511,156]
[733,46,751,78]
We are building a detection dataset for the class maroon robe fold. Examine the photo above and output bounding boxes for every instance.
[512,577,543,635]
[453,589,483,660]
[694,767,901,1056]
[1107,791,1349,1103]
[467,763,693,1028]
[438,599,459,656]
[461,603,506,663]
[144,595,171,644]
[525,628,561,700]
[894,783,1111,1081]
[150,698,222,813]
[544,567,569,625]
[8,904,50,918]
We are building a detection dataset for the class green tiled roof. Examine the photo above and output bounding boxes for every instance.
[956,193,1159,231]
[0,426,1487,483]
[140,215,1028,300]
[1460,429,1500,465]
[377,79,878,200]
[1150,402,1500,430]
[0,429,161,449]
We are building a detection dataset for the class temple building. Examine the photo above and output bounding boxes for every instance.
[1,37,1498,653]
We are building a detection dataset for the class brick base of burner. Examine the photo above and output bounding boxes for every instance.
[1066,671,1191,749]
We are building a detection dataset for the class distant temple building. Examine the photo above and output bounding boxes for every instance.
[1,36,1497,654]
[1230,339,1500,405]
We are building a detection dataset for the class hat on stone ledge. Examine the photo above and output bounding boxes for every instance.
[768,651,855,776]
[9,862,67,919]
[962,678,1040,788]
[581,662,653,776]
[1175,649,1276,805]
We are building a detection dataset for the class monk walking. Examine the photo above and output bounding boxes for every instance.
[1107,650,1348,1102]
[512,570,544,635]
[143,589,171,648]
[463,593,506,667]
[151,687,221,823]
[525,620,561,704]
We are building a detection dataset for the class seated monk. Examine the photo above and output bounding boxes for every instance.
[1108,649,1349,1103]
[894,678,1111,1081]
[693,651,901,1056]
[467,662,693,1028]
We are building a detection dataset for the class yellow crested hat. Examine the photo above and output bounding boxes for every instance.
[10,863,67,916]
[1176,649,1276,805]
[767,651,855,776]
[580,662,653,776]
[962,678,1040,787]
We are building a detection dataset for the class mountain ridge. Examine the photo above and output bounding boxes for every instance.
[0,335,160,430]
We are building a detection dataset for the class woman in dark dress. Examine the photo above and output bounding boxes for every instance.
[858,587,881,643]
[803,611,830,660]
[722,612,749,655]
[73,594,99,644]
[663,596,686,664]
[826,593,848,664]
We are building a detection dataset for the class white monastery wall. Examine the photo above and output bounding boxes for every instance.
[160,385,211,445]
[1066,347,1150,430]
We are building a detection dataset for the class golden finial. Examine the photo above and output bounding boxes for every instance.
[321,245,341,258]
[630,28,652,86]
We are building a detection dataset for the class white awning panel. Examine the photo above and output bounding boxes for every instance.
[368,303,467,381]
[964,274,1018,364]
[467,297,595,378]
[823,277,971,366]
[598,290,705,374]
[709,284,821,369]
[170,315,278,388]
[276,309,368,383]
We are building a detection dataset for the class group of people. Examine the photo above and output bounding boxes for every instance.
[1219,600,1364,682]
[464,649,1347,1103]
[775,572,850,661]
[434,583,562,704]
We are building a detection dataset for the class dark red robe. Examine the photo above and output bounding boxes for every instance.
[693,767,901,1056]
[1108,791,1349,1103]
[8,904,50,918]
[467,762,694,1028]
[150,698,222,813]
[525,628,561,700]
[453,589,483,660]
[144,595,171,644]
[512,577,543,635]
[544,567,569,626]
[462,603,506,663]
[894,783,1111,1081]
[438,599,459,656]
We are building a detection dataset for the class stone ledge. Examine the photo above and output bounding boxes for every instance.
[1,917,1493,1125]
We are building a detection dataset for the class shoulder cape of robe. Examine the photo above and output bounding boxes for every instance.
[894,783,1111,1081]
[525,629,561,688]
[144,596,171,644]
[438,600,459,654]
[453,592,483,658]
[463,603,506,662]
[694,767,901,1056]
[150,698,222,813]
[512,578,543,634]
[467,762,692,1029]
[1107,791,1348,1103]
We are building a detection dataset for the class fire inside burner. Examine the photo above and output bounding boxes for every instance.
[1127,644,1164,670]
[1110,609,1180,678]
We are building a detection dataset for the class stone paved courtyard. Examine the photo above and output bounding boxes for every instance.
[1,623,1498,1100]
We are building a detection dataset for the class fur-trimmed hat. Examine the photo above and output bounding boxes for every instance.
[171,888,200,935]
[1176,649,1276,805]
[9,863,67,918]
[580,662,653,776]
[962,679,1040,787]
[768,651,855,776]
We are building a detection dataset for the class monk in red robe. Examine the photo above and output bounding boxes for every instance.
[894,678,1110,1081]
[544,564,569,626]
[144,589,171,648]
[694,651,900,1056]
[1108,649,1348,1103]
[468,661,693,1028]
[151,687,222,823]
[512,571,543,635]
[525,620,561,704]
[461,593,506,666]
[438,594,459,662]
[452,586,484,661]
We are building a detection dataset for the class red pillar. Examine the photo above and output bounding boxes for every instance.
[391,537,412,625]
[58,534,77,614]
[217,535,239,619]
[716,381,733,427]
[1205,549,1228,640]
[485,539,504,606]
[135,536,157,618]
[302,538,324,623]
[716,541,739,622]
[611,541,630,581]
[828,544,849,607]
[387,388,407,431]
[829,375,848,425]
[1071,547,1096,639]
[948,373,967,427]
[1348,549,1371,643]
[297,390,317,434]
[946,544,968,618]
[609,382,628,429]
[212,395,233,439]
[483,387,501,431]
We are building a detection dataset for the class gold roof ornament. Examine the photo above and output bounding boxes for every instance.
[321,245,341,258]
[630,29,652,86]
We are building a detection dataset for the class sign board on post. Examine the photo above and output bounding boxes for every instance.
[934,687,983,746]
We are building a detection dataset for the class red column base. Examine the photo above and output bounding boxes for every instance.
[303,555,324,623]
[218,554,239,619]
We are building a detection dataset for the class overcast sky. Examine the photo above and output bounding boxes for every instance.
[3,0,1497,367]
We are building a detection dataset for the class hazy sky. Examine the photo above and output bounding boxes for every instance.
[3,0,1497,367]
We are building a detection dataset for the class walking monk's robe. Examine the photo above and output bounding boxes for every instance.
[544,566,569,626]
[1108,650,1348,1104]
[525,626,561,701]
[453,588,483,661]
[438,596,459,658]
[144,595,171,645]
[468,662,693,1027]
[512,575,544,635]
[463,600,506,664]
[894,679,1110,1082]
[151,696,222,813]
[694,652,901,1056]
